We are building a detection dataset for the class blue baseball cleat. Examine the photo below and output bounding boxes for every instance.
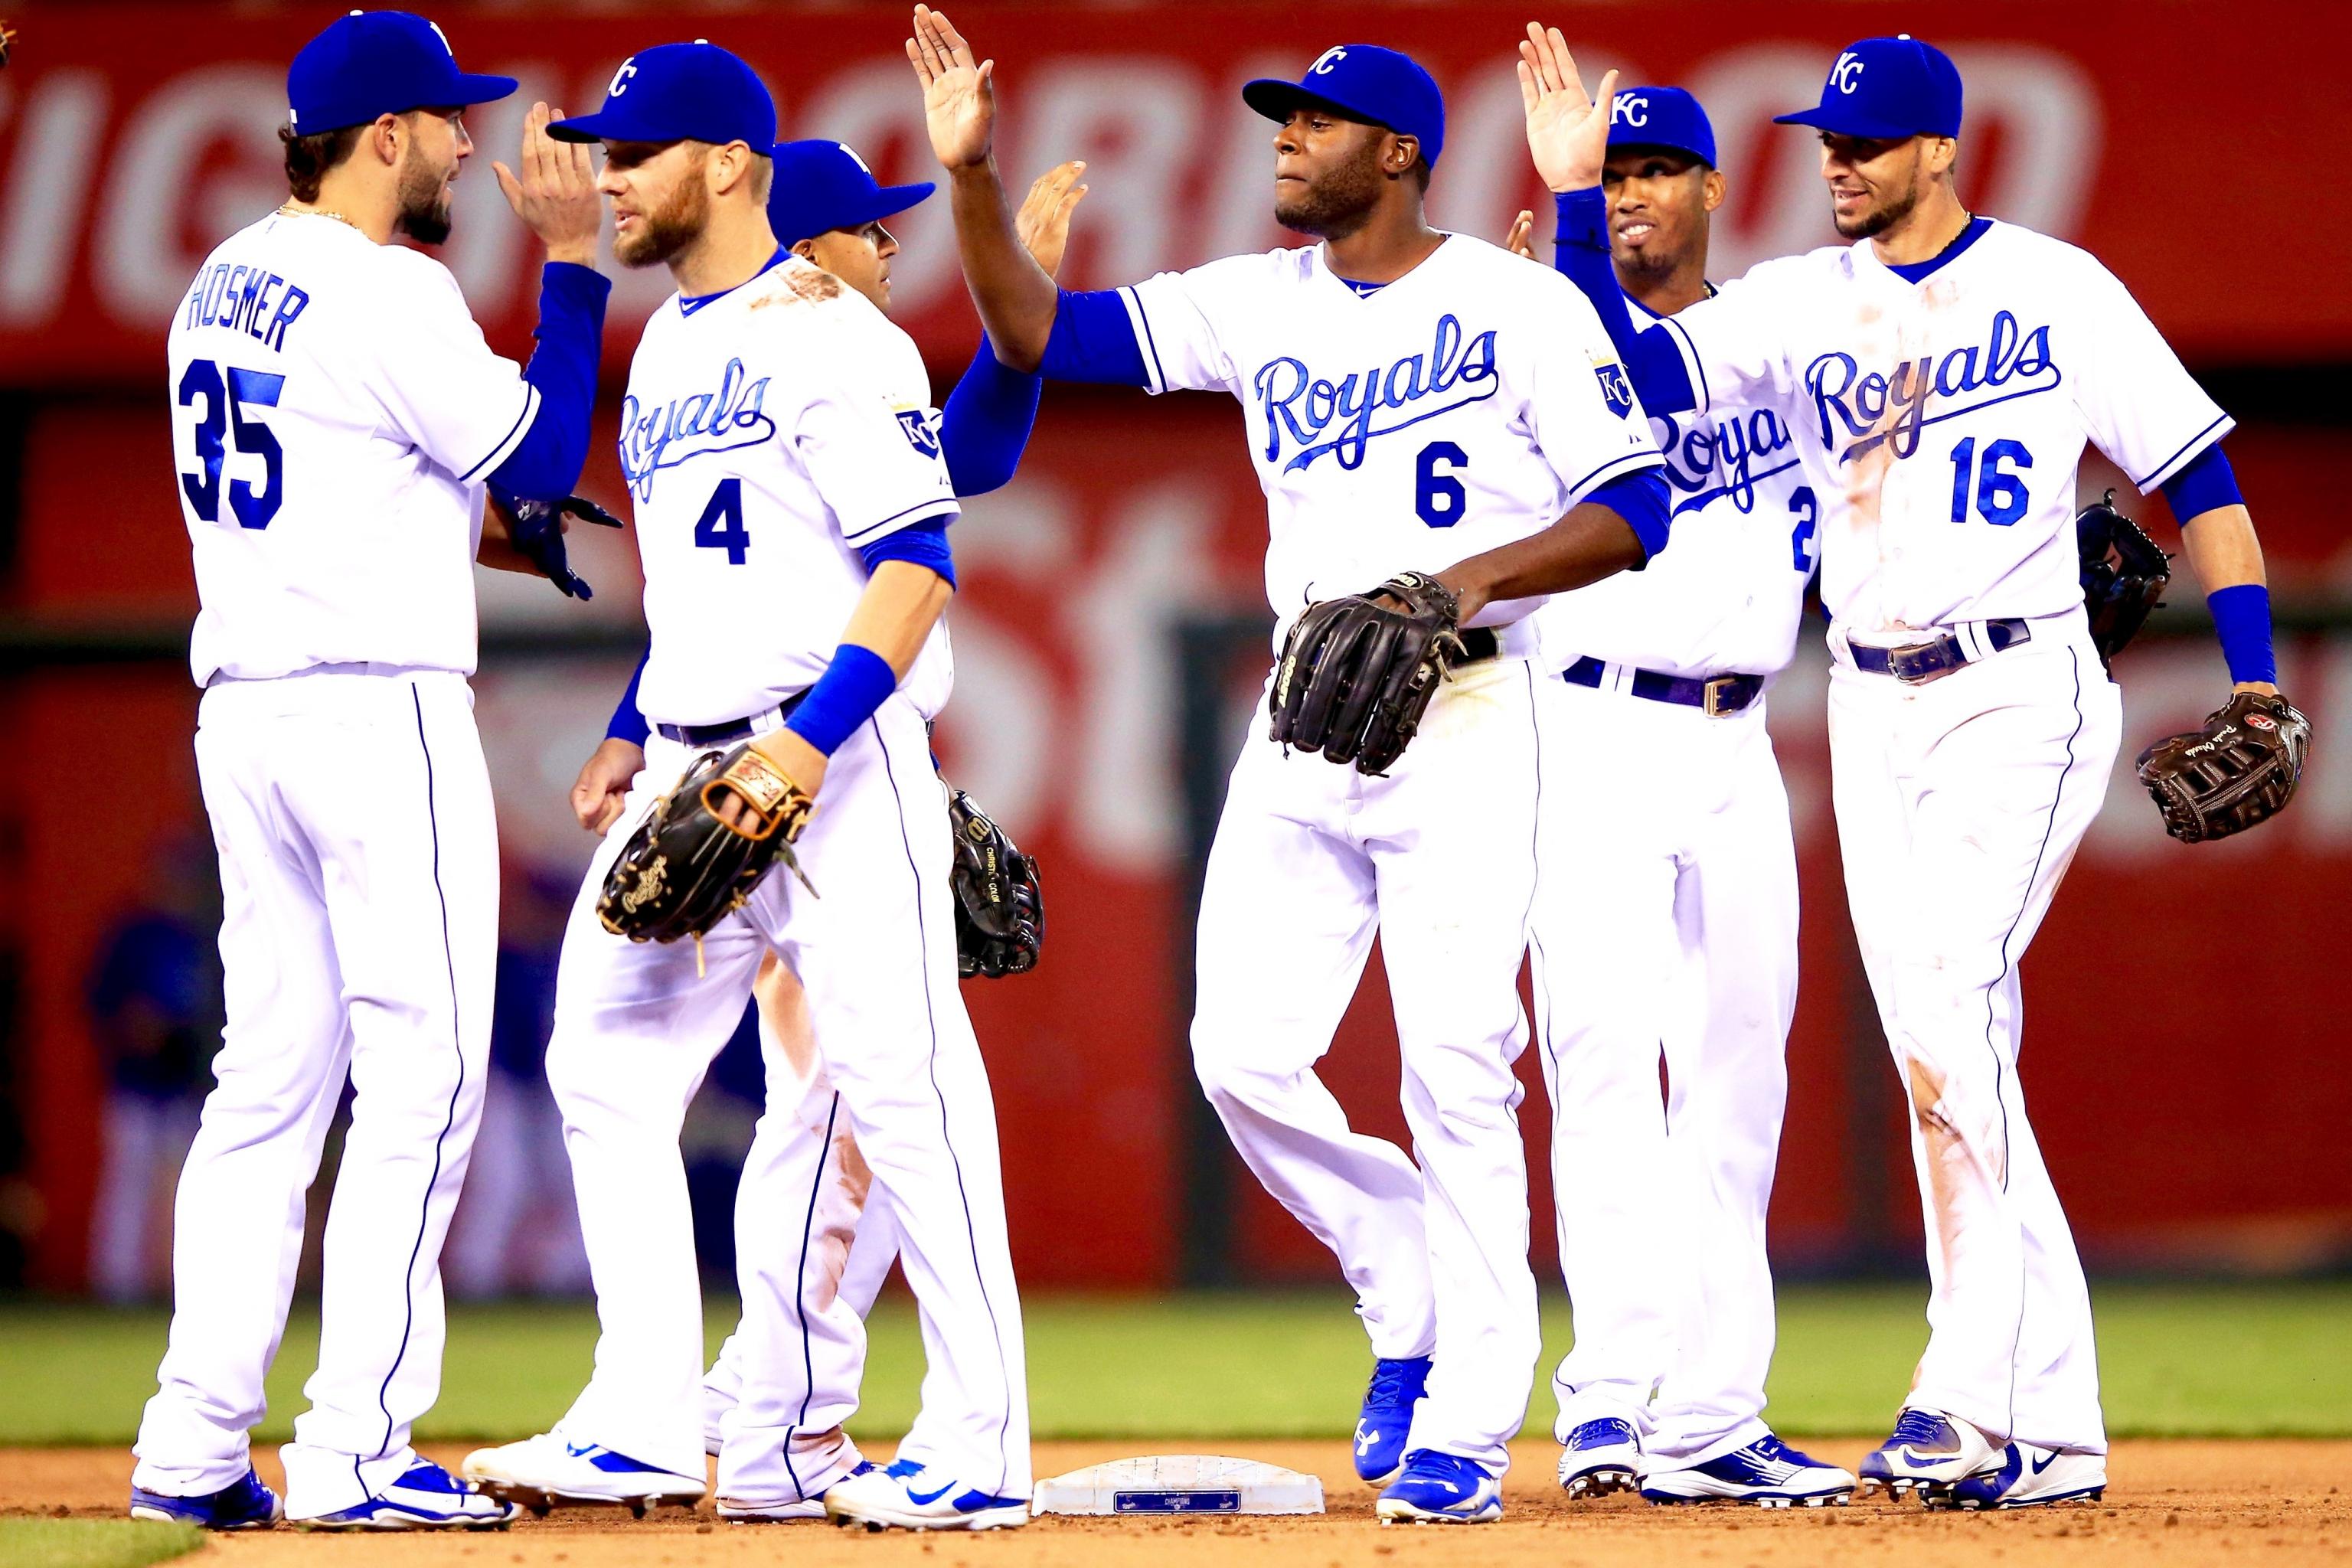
[1935,1443,2107,1511]
[1374,1449,1503,1524]
[1557,1416,1642,1498]
[290,1458,518,1530]
[129,1467,283,1530]
[1640,1432,1855,1507]
[1353,1355,1431,1485]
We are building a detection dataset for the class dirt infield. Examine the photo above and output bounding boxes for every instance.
[12,1439,2348,1566]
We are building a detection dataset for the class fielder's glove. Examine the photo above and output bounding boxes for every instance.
[491,489,624,600]
[946,786,1044,978]
[2076,490,2170,670]
[1270,570,1466,776]
[2135,691,2311,844]
[598,743,816,943]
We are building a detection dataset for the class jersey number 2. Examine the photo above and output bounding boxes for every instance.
[178,358,286,530]
[1788,487,1819,573]
[694,477,750,565]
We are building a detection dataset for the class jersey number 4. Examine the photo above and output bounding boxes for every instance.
[178,358,285,530]
[694,477,750,564]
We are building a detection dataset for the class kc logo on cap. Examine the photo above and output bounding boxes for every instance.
[1311,46,1348,75]
[1831,51,1866,94]
[1612,93,1650,127]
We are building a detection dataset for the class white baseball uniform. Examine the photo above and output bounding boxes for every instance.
[139,211,539,1511]
[1125,234,1661,1472]
[541,253,1028,1501]
[1654,217,2227,1452]
[1531,291,1812,1458]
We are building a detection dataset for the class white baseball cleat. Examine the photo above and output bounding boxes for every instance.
[1857,1409,2003,1500]
[1557,1416,1642,1498]
[1639,1433,1855,1508]
[459,1432,705,1517]
[288,1459,518,1530]
[1935,1443,2107,1510]
[823,1459,1028,1531]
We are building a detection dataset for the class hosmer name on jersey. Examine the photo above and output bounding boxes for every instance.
[1655,405,1798,517]
[1805,309,2056,462]
[1253,312,1499,472]
[619,356,776,500]
[183,260,312,352]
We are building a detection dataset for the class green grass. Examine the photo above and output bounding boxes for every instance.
[0,1520,204,1568]
[2,1283,2346,1449]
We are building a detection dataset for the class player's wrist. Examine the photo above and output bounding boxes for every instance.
[544,239,599,268]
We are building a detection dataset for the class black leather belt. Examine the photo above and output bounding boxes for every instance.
[1455,626,1500,664]
[1561,656,1764,717]
[1847,619,2030,683]
[655,688,808,747]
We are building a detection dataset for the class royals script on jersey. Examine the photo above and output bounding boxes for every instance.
[1120,234,1662,642]
[624,253,959,728]
[168,213,540,684]
[1540,292,1815,681]
[1658,219,2228,635]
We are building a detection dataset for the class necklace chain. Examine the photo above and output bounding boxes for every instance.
[276,204,361,232]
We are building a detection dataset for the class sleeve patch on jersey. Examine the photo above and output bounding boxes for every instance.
[895,407,944,459]
[1594,361,1635,420]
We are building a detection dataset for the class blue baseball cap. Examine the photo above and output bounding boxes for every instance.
[767,140,935,247]
[1243,44,1446,168]
[1607,86,1716,167]
[286,10,517,135]
[549,41,776,149]
[1774,35,1962,140]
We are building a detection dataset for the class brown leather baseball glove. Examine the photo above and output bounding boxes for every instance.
[2134,691,2311,844]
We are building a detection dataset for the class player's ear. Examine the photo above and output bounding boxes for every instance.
[789,237,818,263]
[1702,167,1726,213]
[1925,136,1958,178]
[368,113,402,169]
[1385,132,1420,177]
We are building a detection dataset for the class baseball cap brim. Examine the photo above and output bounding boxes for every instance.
[444,70,521,109]
[1771,104,1925,140]
[1241,78,1390,131]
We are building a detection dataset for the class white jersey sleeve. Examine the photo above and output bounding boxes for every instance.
[1119,253,1272,396]
[362,248,539,485]
[1660,257,1814,418]
[1522,271,1667,503]
[791,322,959,547]
[2063,253,2233,492]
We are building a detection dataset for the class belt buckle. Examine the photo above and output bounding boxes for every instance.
[1887,636,1955,685]
[1701,675,1738,717]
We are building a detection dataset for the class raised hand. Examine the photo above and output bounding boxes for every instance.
[1504,208,1537,260]
[1014,160,1089,279]
[906,5,996,170]
[1517,23,1615,194]
[495,101,602,266]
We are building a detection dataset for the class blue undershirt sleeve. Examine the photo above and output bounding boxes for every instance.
[487,261,610,499]
[606,648,650,746]
[1551,190,1697,416]
[1037,289,1152,386]
[1583,468,1672,564]
[2159,441,2244,521]
[855,516,957,590]
[939,335,1043,497]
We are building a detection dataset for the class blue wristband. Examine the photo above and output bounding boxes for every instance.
[2207,583,2277,685]
[783,643,898,756]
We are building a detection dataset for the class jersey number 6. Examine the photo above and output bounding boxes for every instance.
[178,358,286,530]
[1416,441,1468,528]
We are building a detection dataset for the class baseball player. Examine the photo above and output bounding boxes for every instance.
[1521,25,2304,1508]
[1495,90,1855,1507]
[565,140,1084,1523]
[456,43,1031,1533]
[132,8,608,1531]
[910,8,1670,1523]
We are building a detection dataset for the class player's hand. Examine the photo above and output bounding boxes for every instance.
[572,736,645,835]
[1517,24,1615,193]
[1014,160,1089,279]
[907,5,997,171]
[1504,209,1537,260]
[737,727,828,823]
[495,101,601,266]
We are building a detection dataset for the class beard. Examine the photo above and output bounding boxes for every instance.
[393,146,454,246]
[616,171,710,269]
[1273,149,1387,240]
[1834,178,1919,240]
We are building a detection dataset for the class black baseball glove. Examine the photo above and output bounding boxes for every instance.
[2077,490,2170,669]
[1269,570,1466,776]
[598,744,816,944]
[2135,691,2311,844]
[946,786,1044,978]
[490,489,624,600]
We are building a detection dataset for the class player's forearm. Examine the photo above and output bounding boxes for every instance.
[949,162,1060,372]
[2180,504,2280,692]
[2180,504,2265,592]
[1436,501,1648,622]
[841,560,956,677]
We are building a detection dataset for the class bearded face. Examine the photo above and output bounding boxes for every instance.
[613,153,713,269]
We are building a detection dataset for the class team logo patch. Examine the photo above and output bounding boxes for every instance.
[2246,712,2277,731]
[1594,361,1635,419]
[895,407,943,458]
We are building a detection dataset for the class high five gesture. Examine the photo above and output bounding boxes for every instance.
[1517,23,1616,194]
